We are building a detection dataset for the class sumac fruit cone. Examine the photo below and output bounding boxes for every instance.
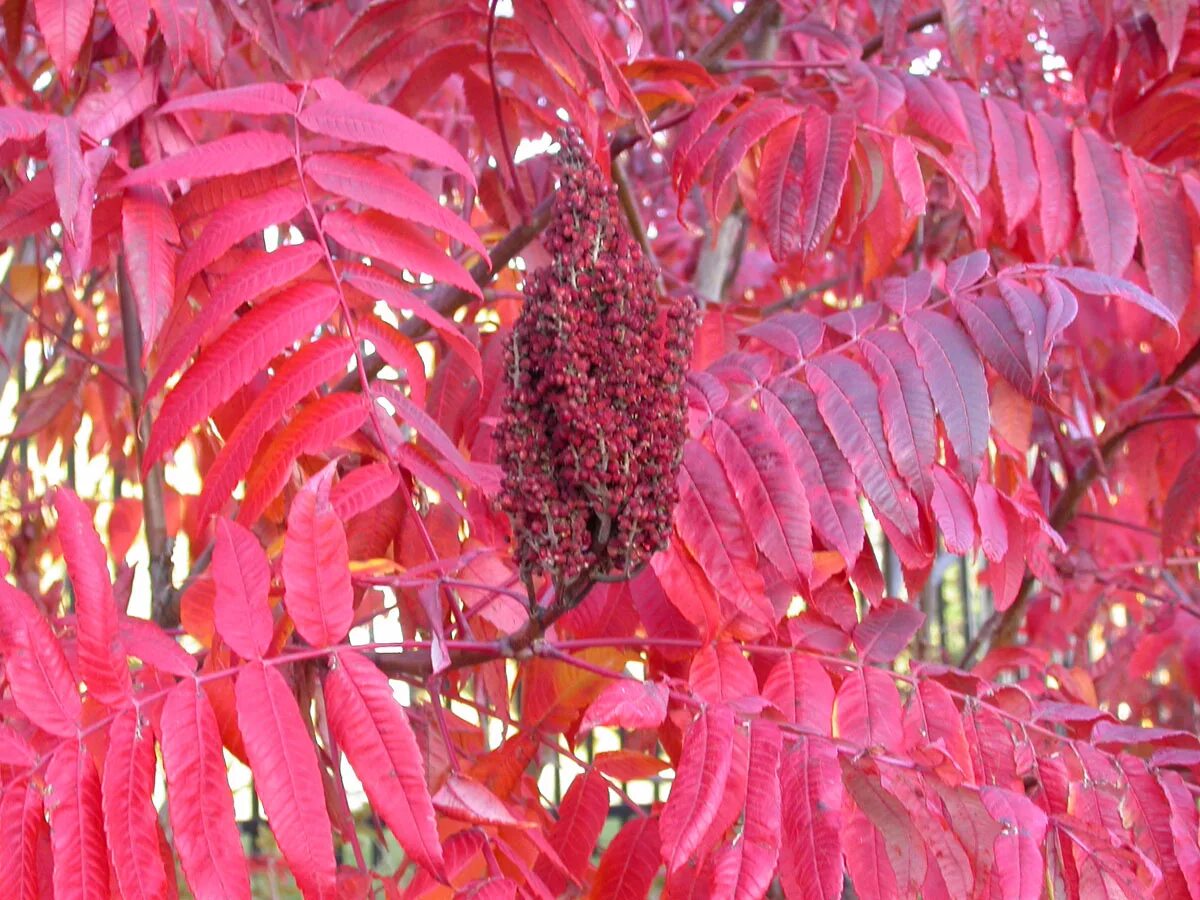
[496,130,697,587]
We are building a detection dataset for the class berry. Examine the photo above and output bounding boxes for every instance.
[495,130,697,584]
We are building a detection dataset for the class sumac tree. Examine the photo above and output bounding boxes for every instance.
[1,0,1199,898]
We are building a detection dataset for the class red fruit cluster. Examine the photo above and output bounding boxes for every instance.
[497,131,697,584]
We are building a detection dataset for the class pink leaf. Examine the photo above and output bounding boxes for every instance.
[117,131,296,188]
[122,186,179,351]
[144,281,339,468]
[44,117,85,238]
[779,736,843,900]
[105,0,149,61]
[101,710,168,900]
[985,96,1038,236]
[1026,112,1074,258]
[305,152,485,255]
[710,406,813,583]
[659,705,735,872]
[0,582,81,736]
[852,598,925,664]
[0,776,45,900]
[159,83,297,117]
[235,661,337,898]
[1072,127,1137,277]
[861,329,937,503]
[160,682,250,900]
[761,653,834,734]
[1050,266,1177,327]
[760,380,864,567]
[676,442,772,627]
[211,518,273,660]
[533,770,609,895]
[283,479,354,647]
[196,336,353,522]
[806,356,920,536]
[433,774,525,828]
[299,90,474,184]
[758,115,806,260]
[237,393,369,525]
[175,186,305,292]
[324,649,445,879]
[799,110,856,253]
[54,488,131,705]
[688,641,758,706]
[980,787,1047,900]
[835,667,904,753]
[594,816,661,900]
[45,742,110,900]
[330,462,400,521]
[1125,152,1192,320]
[713,720,782,900]
[930,465,977,554]
[32,0,94,76]
[323,208,480,299]
[580,679,669,732]
[902,310,990,486]
[149,242,324,398]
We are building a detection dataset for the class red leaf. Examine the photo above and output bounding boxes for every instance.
[892,134,927,217]
[370,380,485,490]
[45,742,110,900]
[1072,127,1138,277]
[32,0,93,76]
[0,777,45,900]
[710,99,799,219]
[711,406,813,583]
[760,380,865,567]
[196,336,353,522]
[235,661,337,898]
[580,679,669,732]
[712,720,782,900]
[330,462,400,521]
[0,582,81,735]
[299,88,475,184]
[842,765,926,894]
[1148,0,1187,69]
[122,187,179,350]
[175,186,305,292]
[594,816,661,900]
[103,0,147,60]
[834,667,904,753]
[761,653,834,733]
[159,82,297,117]
[118,131,296,188]
[902,310,990,486]
[149,243,323,398]
[1125,153,1192,320]
[44,116,84,238]
[323,209,480,298]
[853,598,925,664]
[324,649,445,879]
[806,356,920,536]
[985,96,1038,235]
[1026,112,1074,257]
[433,774,524,827]
[238,393,369,525]
[54,488,131,705]
[283,479,354,647]
[534,770,609,894]
[779,736,843,900]
[101,710,168,900]
[676,441,771,627]
[861,329,937,503]
[117,616,196,677]
[344,264,482,385]
[305,152,485,255]
[799,110,856,253]
[211,518,273,660]
[759,115,805,260]
[160,681,251,900]
[980,786,1047,900]
[1163,447,1200,555]
[956,292,1037,396]
[1050,265,1177,327]
[930,465,977,554]
[660,705,735,872]
[144,281,339,468]
[689,641,758,706]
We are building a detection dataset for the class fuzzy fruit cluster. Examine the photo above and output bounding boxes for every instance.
[496,132,697,584]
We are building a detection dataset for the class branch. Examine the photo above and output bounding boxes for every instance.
[961,332,1200,667]
[117,256,177,627]
[861,8,944,61]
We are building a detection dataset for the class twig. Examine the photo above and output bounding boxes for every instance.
[117,256,176,626]
[861,8,944,60]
